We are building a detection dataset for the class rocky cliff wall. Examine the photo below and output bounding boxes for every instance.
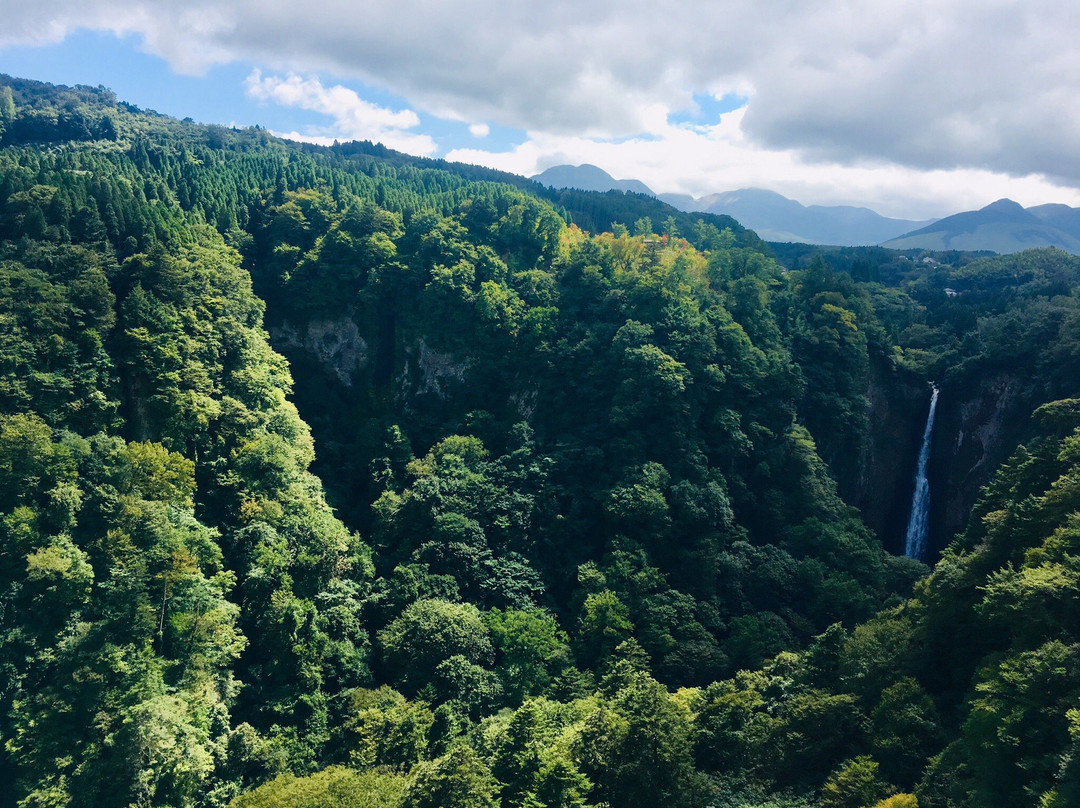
[928,372,1026,556]
[847,359,928,554]
[846,366,1034,560]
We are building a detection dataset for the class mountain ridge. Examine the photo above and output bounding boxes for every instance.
[531,164,934,245]
[6,73,1080,808]
[533,163,1080,255]
[531,163,656,196]
[883,197,1080,254]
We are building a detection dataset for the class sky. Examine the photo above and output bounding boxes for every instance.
[2,1,1080,220]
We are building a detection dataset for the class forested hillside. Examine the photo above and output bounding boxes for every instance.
[1,75,1079,808]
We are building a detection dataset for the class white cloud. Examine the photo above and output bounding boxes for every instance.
[243,70,437,155]
[468,122,490,138]
[446,109,1080,220]
[7,1,1080,214]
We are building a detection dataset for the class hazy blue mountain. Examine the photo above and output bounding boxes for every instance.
[883,198,1080,254]
[534,168,934,245]
[656,192,699,210]
[531,163,656,196]
[531,165,1080,254]
[667,187,935,245]
[1028,203,1080,241]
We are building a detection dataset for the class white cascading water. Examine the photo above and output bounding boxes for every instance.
[904,383,939,560]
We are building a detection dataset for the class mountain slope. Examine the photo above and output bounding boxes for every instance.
[680,187,934,244]
[364,149,763,249]
[884,198,1080,254]
[1028,202,1080,240]
[8,73,1080,808]
[531,163,656,196]
[0,73,923,808]
[533,165,934,245]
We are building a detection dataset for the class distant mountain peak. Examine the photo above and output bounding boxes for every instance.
[541,163,612,183]
[884,198,1080,255]
[980,198,1029,216]
[718,188,793,203]
[665,187,935,245]
[531,168,1080,253]
[531,164,655,197]
[981,197,1023,211]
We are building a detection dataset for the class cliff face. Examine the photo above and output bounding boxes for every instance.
[396,337,472,404]
[268,316,1036,565]
[266,313,489,528]
[271,318,472,406]
[272,319,371,387]
[848,367,1032,560]
[847,359,928,554]
[929,372,1026,555]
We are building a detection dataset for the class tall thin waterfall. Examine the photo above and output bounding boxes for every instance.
[904,383,939,560]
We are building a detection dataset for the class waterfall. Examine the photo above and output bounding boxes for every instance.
[904,383,939,560]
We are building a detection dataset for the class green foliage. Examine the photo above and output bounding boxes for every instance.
[576,668,701,808]
[332,686,434,771]
[869,678,943,786]
[485,607,572,701]
[403,746,500,808]
[230,766,407,808]
[576,590,634,668]
[820,757,890,808]
[11,73,1080,808]
[378,599,493,697]
[870,796,919,808]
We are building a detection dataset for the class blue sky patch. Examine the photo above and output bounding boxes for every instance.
[0,31,523,157]
[668,92,749,126]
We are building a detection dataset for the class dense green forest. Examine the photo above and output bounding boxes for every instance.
[1,74,1078,808]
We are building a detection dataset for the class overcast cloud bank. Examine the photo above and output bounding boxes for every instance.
[5,0,1080,218]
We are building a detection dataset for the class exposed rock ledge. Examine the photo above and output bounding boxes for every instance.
[397,337,471,401]
[270,319,370,387]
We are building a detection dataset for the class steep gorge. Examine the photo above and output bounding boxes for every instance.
[843,368,1047,560]
[7,74,1080,808]
[929,371,1028,553]
[846,358,927,555]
